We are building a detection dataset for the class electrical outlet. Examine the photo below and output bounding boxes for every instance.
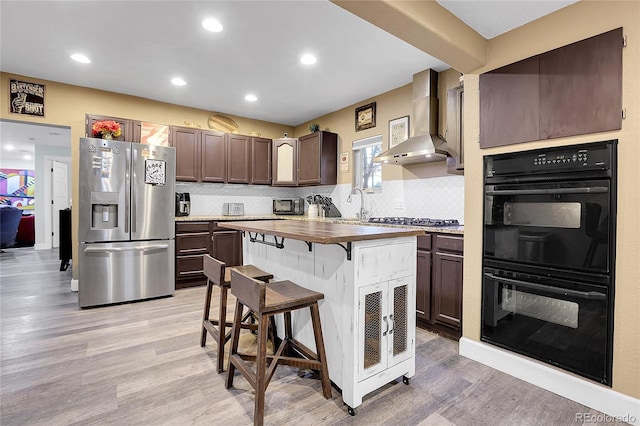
[394,199,404,210]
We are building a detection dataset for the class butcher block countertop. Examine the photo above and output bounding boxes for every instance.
[176,215,464,235]
[219,219,425,244]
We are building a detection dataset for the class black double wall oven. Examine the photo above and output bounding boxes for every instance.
[482,140,617,386]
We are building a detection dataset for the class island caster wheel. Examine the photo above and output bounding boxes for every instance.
[347,406,357,416]
[402,375,410,385]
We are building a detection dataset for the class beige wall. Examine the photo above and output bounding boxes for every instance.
[293,68,463,185]
[0,73,295,280]
[462,1,639,398]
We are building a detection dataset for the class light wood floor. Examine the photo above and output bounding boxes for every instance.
[0,248,621,425]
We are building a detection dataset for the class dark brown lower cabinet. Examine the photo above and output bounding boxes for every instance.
[175,222,210,289]
[211,222,242,267]
[416,233,463,340]
[175,221,243,289]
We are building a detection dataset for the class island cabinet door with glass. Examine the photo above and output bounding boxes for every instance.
[357,277,413,382]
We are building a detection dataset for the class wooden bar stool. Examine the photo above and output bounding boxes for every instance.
[225,269,332,426]
[200,254,273,373]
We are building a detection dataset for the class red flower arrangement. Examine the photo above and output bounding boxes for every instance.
[92,120,122,139]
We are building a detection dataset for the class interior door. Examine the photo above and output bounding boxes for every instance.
[51,161,69,247]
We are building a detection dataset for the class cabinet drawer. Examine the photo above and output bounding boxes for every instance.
[176,222,210,233]
[176,255,204,277]
[176,234,209,254]
[417,234,432,251]
[435,235,463,253]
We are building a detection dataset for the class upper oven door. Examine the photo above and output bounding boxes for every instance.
[484,179,612,274]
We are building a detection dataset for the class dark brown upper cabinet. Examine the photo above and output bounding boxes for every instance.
[480,56,540,148]
[226,134,251,184]
[446,85,465,174]
[250,137,272,185]
[170,126,200,182]
[85,114,140,142]
[298,130,338,186]
[539,27,623,140]
[480,27,623,149]
[201,131,226,183]
[171,127,229,183]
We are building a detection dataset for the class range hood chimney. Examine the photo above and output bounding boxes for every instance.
[374,69,449,165]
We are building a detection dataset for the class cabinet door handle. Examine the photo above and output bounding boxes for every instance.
[178,248,206,254]
[382,315,389,336]
[179,270,204,276]
[389,314,394,335]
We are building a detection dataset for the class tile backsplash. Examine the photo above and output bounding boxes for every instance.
[178,175,464,224]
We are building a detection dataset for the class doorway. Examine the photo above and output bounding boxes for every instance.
[0,119,72,249]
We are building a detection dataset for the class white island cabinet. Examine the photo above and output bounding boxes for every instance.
[220,220,421,415]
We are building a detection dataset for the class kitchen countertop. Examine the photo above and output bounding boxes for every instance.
[175,215,464,235]
[219,219,425,244]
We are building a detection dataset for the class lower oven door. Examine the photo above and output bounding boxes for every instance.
[481,267,611,385]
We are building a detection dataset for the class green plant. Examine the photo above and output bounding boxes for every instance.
[309,123,320,132]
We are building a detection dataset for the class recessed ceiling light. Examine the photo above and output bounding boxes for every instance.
[23,154,32,160]
[202,18,223,32]
[71,53,91,64]
[5,144,15,151]
[244,94,258,102]
[171,77,187,86]
[300,54,317,65]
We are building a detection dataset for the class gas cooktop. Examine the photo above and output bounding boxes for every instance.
[368,217,460,227]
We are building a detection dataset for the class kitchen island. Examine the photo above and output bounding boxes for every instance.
[220,219,424,415]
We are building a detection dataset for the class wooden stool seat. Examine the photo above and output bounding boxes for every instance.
[200,255,273,373]
[226,270,331,426]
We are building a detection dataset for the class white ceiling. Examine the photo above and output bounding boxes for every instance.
[0,0,577,159]
[437,0,578,40]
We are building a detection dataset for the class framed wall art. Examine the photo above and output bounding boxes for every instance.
[9,79,45,117]
[355,102,376,132]
[389,116,410,147]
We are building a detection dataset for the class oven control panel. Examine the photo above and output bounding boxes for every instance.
[485,140,615,177]
[533,150,589,167]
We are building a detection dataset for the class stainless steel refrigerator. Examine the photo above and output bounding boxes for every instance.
[78,137,176,308]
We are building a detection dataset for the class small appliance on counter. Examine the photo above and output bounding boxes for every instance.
[175,192,190,217]
[273,198,304,215]
[223,202,244,216]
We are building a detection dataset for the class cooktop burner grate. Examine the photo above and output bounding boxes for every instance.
[368,217,460,227]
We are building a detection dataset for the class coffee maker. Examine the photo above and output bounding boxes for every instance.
[175,192,191,216]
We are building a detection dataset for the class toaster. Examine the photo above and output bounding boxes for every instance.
[222,203,244,216]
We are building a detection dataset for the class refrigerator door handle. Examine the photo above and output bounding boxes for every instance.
[125,146,131,234]
[131,147,137,234]
[84,243,170,253]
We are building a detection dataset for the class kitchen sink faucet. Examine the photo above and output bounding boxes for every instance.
[347,187,368,220]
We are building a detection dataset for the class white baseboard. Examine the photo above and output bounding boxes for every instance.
[459,338,640,426]
[34,243,50,250]
[70,278,78,292]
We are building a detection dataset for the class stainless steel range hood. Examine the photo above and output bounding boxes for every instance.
[374,69,449,165]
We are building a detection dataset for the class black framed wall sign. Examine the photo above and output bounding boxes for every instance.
[9,79,45,117]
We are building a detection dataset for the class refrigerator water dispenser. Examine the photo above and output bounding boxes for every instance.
[90,192,118,229]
